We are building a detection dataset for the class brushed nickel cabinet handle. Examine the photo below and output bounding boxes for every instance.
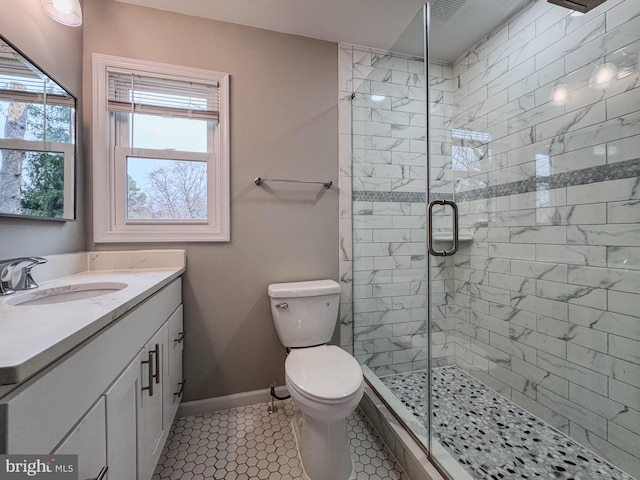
[174,331,186,343]
[153,343,160,384]
[88,465,108,480]
[141,351,154,397]
[174,378,187,397]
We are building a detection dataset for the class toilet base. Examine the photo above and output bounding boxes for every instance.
[291,411,354,480]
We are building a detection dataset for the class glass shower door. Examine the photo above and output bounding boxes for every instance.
[427,0,640,478]
[347,4,432,450]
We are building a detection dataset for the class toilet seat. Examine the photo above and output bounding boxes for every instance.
[285,345,363,402]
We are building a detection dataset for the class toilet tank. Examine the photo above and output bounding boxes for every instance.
[268,280,341,348]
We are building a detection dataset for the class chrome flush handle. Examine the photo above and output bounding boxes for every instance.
[275,303,288,310]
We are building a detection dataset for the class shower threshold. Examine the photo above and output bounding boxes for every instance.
[380,367,635,480]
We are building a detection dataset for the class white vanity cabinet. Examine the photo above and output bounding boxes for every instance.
[104,351,143,480]
[165,305,184,427]
[53,397,108,480]
[104,304,184,480]
[138,323,169,480]
[0,277,184,480]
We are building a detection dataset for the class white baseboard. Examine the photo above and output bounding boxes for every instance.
[177,385,290,418]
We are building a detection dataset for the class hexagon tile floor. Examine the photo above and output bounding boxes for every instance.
[152,399,410,480]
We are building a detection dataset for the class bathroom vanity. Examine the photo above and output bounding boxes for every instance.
[0,250,185,480]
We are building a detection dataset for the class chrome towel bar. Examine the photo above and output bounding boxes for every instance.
[254,177,332,189]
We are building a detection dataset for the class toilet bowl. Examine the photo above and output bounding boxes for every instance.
[268,280,364,480]
[285,345,364,480]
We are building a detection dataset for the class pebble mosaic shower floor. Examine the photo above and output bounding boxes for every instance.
[152,399,409,480]
[381,366,635,480]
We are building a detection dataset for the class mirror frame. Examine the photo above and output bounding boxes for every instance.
[0,34,77,222]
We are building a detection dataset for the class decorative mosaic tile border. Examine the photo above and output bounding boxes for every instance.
[352,191,453,203]
[457,157,640,202]
[352,191,425,203]
[353,158,640,203]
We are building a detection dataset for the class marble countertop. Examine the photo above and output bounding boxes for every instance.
[0,250,185,387]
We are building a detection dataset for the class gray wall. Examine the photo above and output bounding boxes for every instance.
[82,0,339,401]
[0,0,85,258]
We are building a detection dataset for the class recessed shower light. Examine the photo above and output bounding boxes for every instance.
[371,95,386,102]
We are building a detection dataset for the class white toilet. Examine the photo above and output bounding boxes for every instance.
[268,279,364,480]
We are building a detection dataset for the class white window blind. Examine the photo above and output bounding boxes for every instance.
[0,55,74,107]
[107,70,219,120]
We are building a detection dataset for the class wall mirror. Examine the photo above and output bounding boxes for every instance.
[0,35,76,221]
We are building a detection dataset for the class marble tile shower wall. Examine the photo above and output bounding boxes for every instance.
[343,45,457,375]
[449,0,640,476]
[340,45,456,375]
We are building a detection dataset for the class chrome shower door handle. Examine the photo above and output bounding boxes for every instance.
[427,199,459,257]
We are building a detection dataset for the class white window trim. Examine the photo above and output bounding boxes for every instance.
[92,53,230,243]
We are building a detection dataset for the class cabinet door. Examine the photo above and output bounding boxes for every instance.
[104,350,144,480]
[138,323,168,480]
[165,305,184,428]
[53,397,107,480]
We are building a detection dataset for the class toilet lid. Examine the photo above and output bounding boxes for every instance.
[285,345,363,401]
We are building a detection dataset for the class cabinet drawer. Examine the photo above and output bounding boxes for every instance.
[167,305,184,372]
[1,278,181,454]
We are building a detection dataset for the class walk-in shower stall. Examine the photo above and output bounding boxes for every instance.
[339,0,640,478]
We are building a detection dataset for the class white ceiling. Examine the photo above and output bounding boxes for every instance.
[114,0,427,54]
[429,0,533,62]
[115,0,535,63]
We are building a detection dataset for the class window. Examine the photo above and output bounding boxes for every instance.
[92,54,229,242]
[0,39,76,219]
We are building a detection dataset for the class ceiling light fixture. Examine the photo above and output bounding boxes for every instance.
[41,0,83,27]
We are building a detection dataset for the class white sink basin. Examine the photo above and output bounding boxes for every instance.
[5,282,128,307]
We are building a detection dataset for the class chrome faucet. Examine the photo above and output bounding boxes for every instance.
[0,257,48,296]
